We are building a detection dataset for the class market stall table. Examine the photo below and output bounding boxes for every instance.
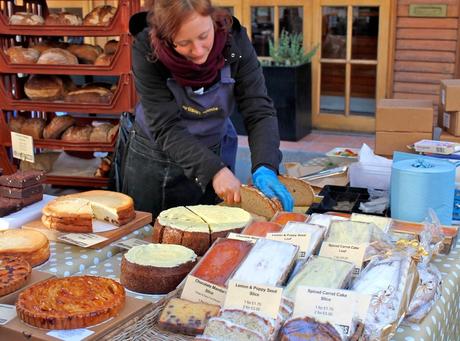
[36,225,152,277]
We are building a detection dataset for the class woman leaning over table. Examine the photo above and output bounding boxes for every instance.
[124,0,293,217]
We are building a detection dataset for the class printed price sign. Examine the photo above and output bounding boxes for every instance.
[58,233,108,248]
[267,233,311,259]
[319,242,366,276]
[11,132,34,163]
[227,233,259,243]
[181,275,227,306]
[293,286,371,337]
[47,328,95,341]
[0,304,16,325]
[113,238,150,250]
[224,280,282,319]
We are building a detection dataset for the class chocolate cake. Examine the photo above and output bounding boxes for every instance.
[0,197,22,217]
[0,170,44,188]
[0,183,43,199]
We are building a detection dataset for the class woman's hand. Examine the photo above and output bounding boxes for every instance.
[212,167,241,204]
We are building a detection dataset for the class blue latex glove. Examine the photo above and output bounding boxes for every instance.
[252,166,294,212]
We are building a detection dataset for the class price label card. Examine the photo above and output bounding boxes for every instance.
[58,233,108,248]
[0,304,16,325]
[227,233,259,243]
[293,286,371,337]
[224,280,282,319]
[181,275,227,306]
[319,242,366,276]
[267,233,311,259]
[11,132,34,163]
[47,328,95,341]
[113,238,150,250]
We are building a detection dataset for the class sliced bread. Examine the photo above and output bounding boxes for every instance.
[278,175,315,206]
[239,185,279,220]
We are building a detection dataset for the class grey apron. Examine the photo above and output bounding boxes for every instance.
[122,65,238,216]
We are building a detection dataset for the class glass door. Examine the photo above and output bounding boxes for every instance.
[312,0,390,132]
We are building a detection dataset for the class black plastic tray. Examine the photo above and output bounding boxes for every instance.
[306,185,388,217]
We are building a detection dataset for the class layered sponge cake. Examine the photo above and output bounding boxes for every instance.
[42,190,135,233]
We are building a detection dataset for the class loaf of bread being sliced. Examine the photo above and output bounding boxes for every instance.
[239,185,280,220]
[277,175,315,206]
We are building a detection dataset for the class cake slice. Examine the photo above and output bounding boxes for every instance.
[277,175,315,206]
[326,221,373,244]
[218,309,276,340]
[158,298,220,335]
[0,170,44,188]
[192,238,253,287]
[232,239,298,287]
[351,213,392,233]
[203,317,265,341]
[284,256,354,300]
[279,316,342,341]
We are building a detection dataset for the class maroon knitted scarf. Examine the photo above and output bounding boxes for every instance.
[151,28,228,88]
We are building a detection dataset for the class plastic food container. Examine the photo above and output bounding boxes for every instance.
[326,147,360,165]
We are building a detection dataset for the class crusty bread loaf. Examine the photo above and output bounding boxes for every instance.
[9,12,44,25]
[83,5,117,26]
[45,12,82,26]
[20,118,46,140]
[94,53,112,66]
[30,41,69,54]
[65,87,113,104]
[104,39,118,55]
[20,152,60,173]
[61,126,93,142]
[8,116,26,133]
[5,46,40,64]
[67,44,102,64]
[43,115,75,139]
[278,175,315,206]
[24,75,65,101]
[37,48,78,65]
[107,124,119,142]
[239,185,280,220]
[89,123,113,142]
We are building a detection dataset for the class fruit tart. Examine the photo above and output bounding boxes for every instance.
[0,256,31,297]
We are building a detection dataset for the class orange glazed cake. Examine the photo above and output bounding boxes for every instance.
[121,243,197,294]
[0,255,31,296]
[16,276,125,329]
[0,229,50,267]
[42,190,135,233]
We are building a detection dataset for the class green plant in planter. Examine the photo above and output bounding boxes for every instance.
[265,30,317,66]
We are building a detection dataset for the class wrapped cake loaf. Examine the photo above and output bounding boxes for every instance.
[279,316,343,341]
[351,253,417,340]
[282,222,326,257]
[231,239,298,287]
[242,221,283,237]
[351,213,393,233]
[284,256,354,301]
[307,213,348,231]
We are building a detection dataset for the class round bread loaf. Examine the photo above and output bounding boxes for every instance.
[83,5,117,26]
[94,53,112,66]
[45,12,82,26]
[30,41,69,54]
[37,48,78,65]
[104,39,118,55]
[67,44,102,64]
[121,244,197,294]
[9,12,44,25]
[21,118,46,140]
[43,115,75,139]
[107,124,119,142]
[61,126,93,142]
[5,46,40,64]
[89,123,113,142]
[24,75,65,101]
[8,116,26,133]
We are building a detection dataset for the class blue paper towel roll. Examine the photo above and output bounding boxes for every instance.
[391,158,455,225]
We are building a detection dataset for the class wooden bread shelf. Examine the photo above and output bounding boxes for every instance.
[0,34,132,75]
[0,73,136,114]
[44,174,110,188]
[0,0,140,36]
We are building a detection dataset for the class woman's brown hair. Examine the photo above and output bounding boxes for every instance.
[146,0,232,52]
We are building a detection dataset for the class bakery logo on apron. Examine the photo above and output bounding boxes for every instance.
[182,105,220,116]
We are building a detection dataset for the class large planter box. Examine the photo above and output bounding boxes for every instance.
[231,62,312,141]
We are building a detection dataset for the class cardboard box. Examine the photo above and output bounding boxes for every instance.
[0,278,152,341]
[440,111,460,136]
[376,99,433,132]
[440,79,460,112]
[440,131,460,143]
[375,131,432,156]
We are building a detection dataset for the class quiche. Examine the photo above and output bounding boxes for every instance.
[16,276,125,329]
[0,256,31,297]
